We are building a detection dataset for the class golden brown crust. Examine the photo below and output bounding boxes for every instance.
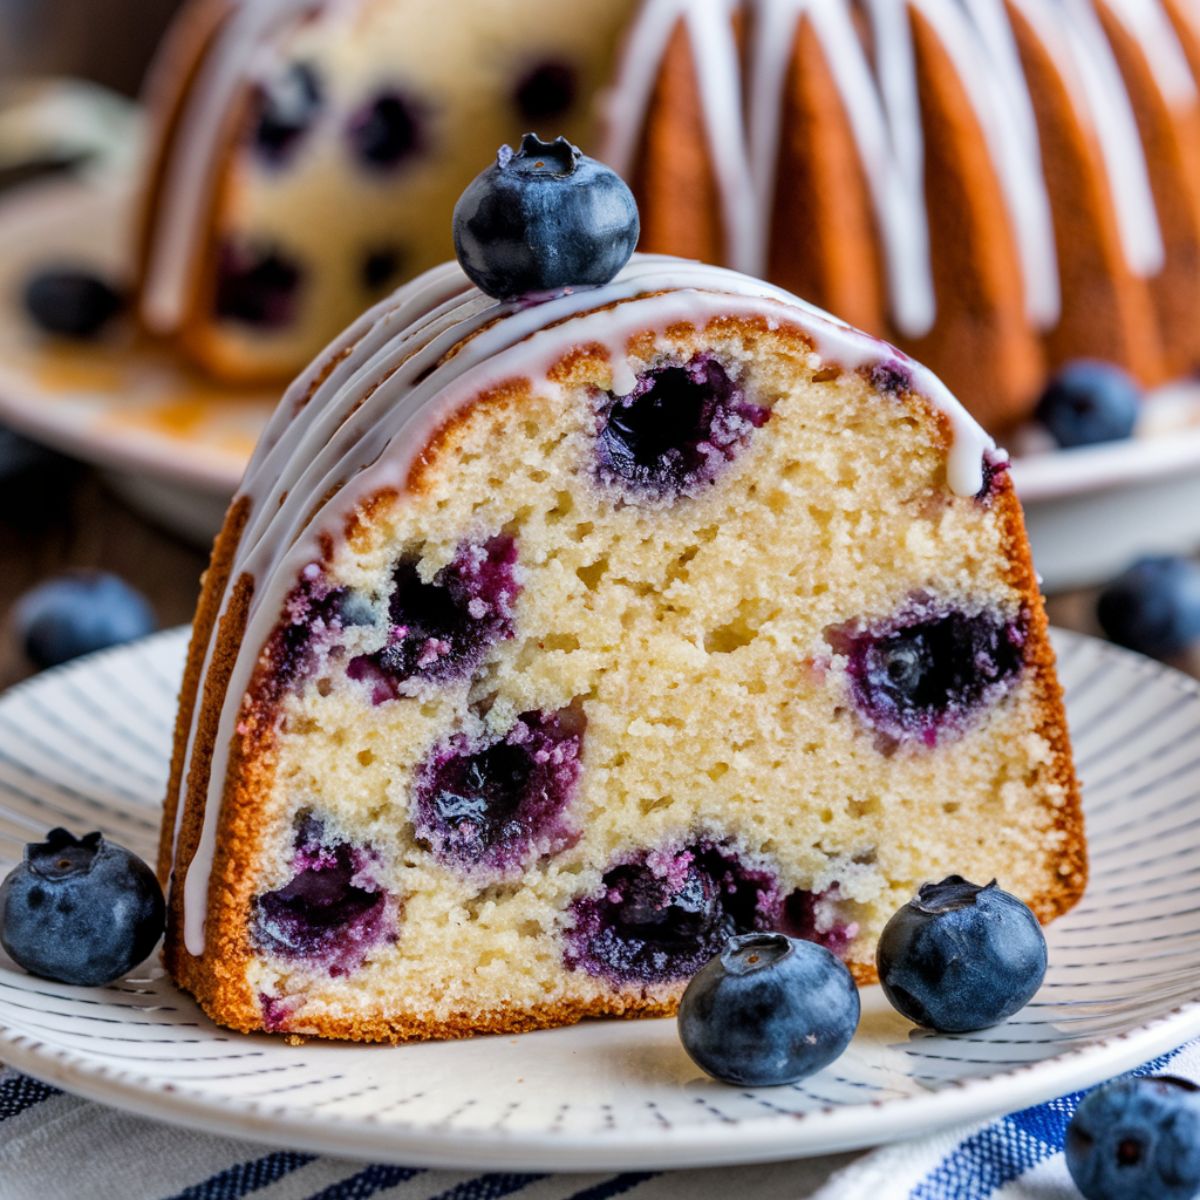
[766,15,887,335]
[991,471,1088,919]
[162,570,259,1029]
[164,311,1085,1044]
[172,934,887,1044]
[157,495,251,884]
[135,0,297,384]
[628,18,728,265]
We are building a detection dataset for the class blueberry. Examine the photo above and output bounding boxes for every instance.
[252,815,391,975]
[1035,360,1140,448]
[15,571,156,669]
[347,535,520,695]
[512,61,578,122]
[361,245,405,292]
[678,932,860,1086]
[596,354,770,498]
[252,61,323,165]
[1096,556,1200,661]
[23,267,125,339]
[412,708,582,874]
[453,134,639,299]
[0,828,164,986]
[347,90,424,170]
[838,608,1026,746]
[259,574,361,704]
[1066,1076,1200,1200]
[975,451,1010,505]
[214,240,303,329]
[876,876,1047,1032]
[782,887,858,958]
[564,843,778,985]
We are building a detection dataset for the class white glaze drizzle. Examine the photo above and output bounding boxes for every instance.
[178,253,995,955]
[1102,0,1197,107]
[1055,0,1165,276]
[953,0,1061,327]
[747,0,936,337]
[142,0,317,331]
[600,0,759,270]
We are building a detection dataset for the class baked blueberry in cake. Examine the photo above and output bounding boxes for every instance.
[159,139,1084,1043]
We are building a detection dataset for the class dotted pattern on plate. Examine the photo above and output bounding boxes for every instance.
[0,628,1198,1169]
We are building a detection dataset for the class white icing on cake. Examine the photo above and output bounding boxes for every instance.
[176,253,996,955]
[141,0,319,332]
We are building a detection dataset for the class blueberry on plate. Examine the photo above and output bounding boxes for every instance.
[453,133,639,300]
[23,267,125,339]
[1096,556,1200,662]
[15,571,157,669]
[0,828,165,987]
[1034,360,1140,449]
[876,876,1046,1033]
[678,931,860,1086]
[1066,1076,1200,1200]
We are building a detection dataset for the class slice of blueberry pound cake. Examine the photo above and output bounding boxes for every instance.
[160,141,1084,1042]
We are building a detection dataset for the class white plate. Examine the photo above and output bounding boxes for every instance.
[0,628,1199,1170]
[0,174,272,543]
[1,173,1199,579]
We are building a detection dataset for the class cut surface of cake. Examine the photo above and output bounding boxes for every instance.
[160,242,1085,1043]
[135,0,1200,433]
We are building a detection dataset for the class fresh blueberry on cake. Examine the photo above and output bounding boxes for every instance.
[453,133,640,299]
[158,142,1084,1043]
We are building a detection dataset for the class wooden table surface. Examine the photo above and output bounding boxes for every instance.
[0,468,207,689]
[0,460,1134,693]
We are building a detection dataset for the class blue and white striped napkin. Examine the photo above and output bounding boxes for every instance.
[2,1042,1196,1200]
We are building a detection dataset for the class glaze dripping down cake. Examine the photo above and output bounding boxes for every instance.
[160,254,1085,1042]
[135,0,1200,432]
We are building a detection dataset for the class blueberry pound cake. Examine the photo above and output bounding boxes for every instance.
[161,246,1085,1042]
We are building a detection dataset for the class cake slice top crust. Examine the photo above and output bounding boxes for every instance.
[171,252,998,958]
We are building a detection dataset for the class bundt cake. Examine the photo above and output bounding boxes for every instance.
[611,0,1200,432]
[159,141,1084,1043]
[135,0,1200,434]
